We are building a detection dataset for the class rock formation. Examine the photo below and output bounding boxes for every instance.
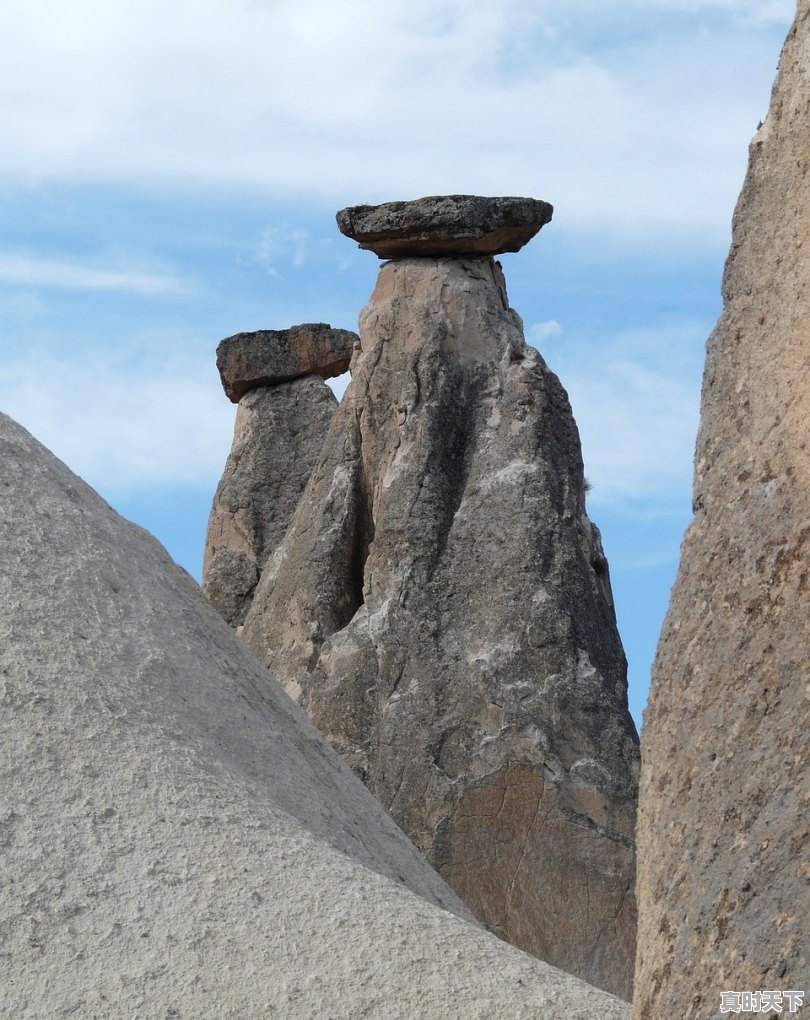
[0,411,630,1019]
[634,5,810,1018]
[203,324,357,626]
[238,197,640,1000]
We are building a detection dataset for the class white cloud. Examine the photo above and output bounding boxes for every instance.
[0,0,792,242]
[528,320,563,345]
[327,372,351,401]
[255,226,310,276]
[0,253,188,294]
[648,0,793,21]
[742,1,795,24]
[0,354,235,492]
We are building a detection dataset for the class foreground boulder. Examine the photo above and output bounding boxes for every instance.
[635,4,810,1018]
[0,413,629,1019]
[241,248,640,999]
[336,194,553,258]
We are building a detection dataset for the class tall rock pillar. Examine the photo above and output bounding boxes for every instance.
[634,6,810,1018]
[240,196,640,999]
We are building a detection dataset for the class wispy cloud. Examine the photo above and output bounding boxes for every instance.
[528,320,563,345]
[0,253,189,294]
[648,0,793,22]
[0,354,234,491]
[255,226,310,277]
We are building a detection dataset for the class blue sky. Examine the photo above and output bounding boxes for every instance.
[0,0,795,727]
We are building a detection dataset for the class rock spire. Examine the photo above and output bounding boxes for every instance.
[203,324,357,626]
[634,5,810,1017]
[222,195,640,999]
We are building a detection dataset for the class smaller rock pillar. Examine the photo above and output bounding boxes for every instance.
[203,323,357,626]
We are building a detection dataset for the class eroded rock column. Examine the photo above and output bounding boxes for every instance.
[203,323,356,626]
[634,6,810,1018]
[240,196,640,999]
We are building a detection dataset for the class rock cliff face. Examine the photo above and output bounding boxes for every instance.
[203,324,357,627]
[241,248,640,999]
[0,412,630,1020]
[634,5,810,1018]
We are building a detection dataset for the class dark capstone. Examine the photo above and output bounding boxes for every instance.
[336,195,553,259]
[216,323,358,403]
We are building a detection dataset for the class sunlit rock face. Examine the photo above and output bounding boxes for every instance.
[241,251,640,1000]
[634,5,810,1018]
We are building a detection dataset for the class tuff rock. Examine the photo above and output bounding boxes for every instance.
[203,376,337,626]
[0,412,631,1020]
[634,4,810,1017]
[240,254,640,1000]
[216,323,357,402]
[336,194,553,259]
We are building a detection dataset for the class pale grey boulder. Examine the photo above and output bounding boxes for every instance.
[635,4,810,1017]
[241,255,640,1000]
[0,412,631,1019]
[336,194,553,258]
[203,376,337,627]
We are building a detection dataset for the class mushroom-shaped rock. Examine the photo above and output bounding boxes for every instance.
[217,323,358,403]
[336,194,553,259]
[240,255,639,1000]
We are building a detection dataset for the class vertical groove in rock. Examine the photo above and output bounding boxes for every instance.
[241,254,640,999]
[634,5,810,1018]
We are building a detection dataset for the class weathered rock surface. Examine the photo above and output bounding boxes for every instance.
[336,195,553,258]
[241,256,640,1000]
[217,322,357,402]
[203,376,337,626]
[634,5,810,1018]
[0,412,631,1020]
